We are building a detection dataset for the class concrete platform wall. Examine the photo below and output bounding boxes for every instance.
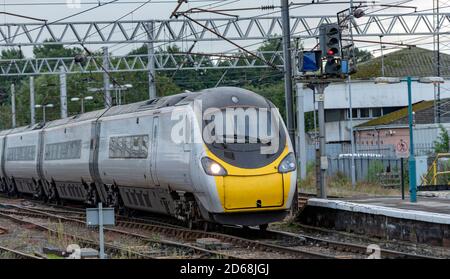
[297,205,450,247]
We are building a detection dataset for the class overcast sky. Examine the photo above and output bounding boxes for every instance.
[0,0,446,57]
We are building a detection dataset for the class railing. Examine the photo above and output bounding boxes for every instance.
[420,153,450,187]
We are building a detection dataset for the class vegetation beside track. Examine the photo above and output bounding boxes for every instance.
[298,162,401,197]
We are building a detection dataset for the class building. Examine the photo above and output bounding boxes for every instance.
[297,47,450,143]
[354,99,450,156]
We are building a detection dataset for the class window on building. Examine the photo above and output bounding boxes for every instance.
[347,109,358,119]
[360,108,370,118]
[326,109,345,122]
[383,107,402,115]
[371,108,382,117]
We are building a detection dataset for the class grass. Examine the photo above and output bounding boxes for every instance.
[299,163,401,197]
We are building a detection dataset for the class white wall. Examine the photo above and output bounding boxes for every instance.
[297,80,450,112]
[325,120,367,142]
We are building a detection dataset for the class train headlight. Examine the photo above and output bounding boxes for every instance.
[278,153,296,173]
[201,157,228,176]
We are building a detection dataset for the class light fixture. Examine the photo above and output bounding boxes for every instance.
[201,157,227,176]
[74,54,86,64]
[278,153,297,173]
[353,8,365,19]
[374,77,401,84]
[418,77,445,84]
[71,97,80,102]
[84,96,94,100]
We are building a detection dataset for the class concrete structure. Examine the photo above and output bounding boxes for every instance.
[298,197,450,247]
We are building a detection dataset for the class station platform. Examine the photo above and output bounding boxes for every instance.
[296,195,450,247]
[339,196,450,217]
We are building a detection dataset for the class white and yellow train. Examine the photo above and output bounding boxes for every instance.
[0,87,297,229]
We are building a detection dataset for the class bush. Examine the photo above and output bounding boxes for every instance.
[434,125,450,154]
[367,161,385,183]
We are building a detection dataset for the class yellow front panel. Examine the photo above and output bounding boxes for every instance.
[223,174,284,210]
[207,145,292,212]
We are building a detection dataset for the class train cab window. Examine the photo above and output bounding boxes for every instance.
[202,107,286,169]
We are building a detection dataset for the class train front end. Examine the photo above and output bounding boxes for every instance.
[196,88,297,227]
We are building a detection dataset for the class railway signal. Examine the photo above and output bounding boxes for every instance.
[319,23,343,76]
[319,23,342,59]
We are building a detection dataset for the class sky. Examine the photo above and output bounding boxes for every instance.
[0,0,446,57]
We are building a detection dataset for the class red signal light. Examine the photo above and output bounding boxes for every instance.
[327,50,335,56]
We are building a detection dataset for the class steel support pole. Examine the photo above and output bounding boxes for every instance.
[30,77,36,126]
[98,202,105,259]
[11,84,16,128]
[281,0,296,151]
[102,47,112,108]
[348,77,356,188]
[59,66,68,119]
[147,22,157,100]
[400,158,405,200]
[296,84,307,179]
[316,83,328,199]
[348,0,356,188]
[436,0,441,124]
[407,77,417,203]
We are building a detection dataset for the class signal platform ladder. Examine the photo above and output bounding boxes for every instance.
[420,153,450,190]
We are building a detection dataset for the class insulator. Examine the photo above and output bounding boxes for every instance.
[261,5,275,11]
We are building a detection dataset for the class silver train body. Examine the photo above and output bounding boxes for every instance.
[0,87,297,226]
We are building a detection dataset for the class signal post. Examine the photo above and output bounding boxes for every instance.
[306,81,329,199]
[296,14,357,198]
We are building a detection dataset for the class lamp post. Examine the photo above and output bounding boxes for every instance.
[375,76,445,203]
[115,84,133,106]
[88,84,132,106]
[35,103,54,123]
[71,96,93,114]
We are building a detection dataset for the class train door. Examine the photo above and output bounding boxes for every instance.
[150,116,160,186]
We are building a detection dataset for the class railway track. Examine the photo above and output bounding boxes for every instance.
[0,245,43,259]
[264,229,440,259]
[0,203,335,259]
[0,205,238,259]
[1,197,440,259]
[0,211,154,259]
[291,223,449,259]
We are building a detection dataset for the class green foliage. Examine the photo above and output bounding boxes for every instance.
[1,48,24,59]
[0,37,300,129]
[329,171,349,187]
[354,47,374,63]
[367,161,385,183]
[33,39,83,58]
[433,125,450,154]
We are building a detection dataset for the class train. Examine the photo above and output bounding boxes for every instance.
[0,87,297,230]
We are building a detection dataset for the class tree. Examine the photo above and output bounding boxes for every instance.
[33,40,83,58]
[1,48,24,59]
[354,47,374,64]
[0,48,26,108]
[433,125,450,154]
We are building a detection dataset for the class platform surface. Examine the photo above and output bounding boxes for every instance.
[342,196,450,215]
[307,195,450,225]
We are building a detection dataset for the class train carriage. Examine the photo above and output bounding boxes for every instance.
[0,87,297,229]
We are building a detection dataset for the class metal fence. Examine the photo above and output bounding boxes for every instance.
[326,157,403,182]
[304,143,403,183]
[306,143,397,162]
[300,123,448,183]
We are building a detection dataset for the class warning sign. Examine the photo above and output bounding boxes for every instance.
[395,139,409,158]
